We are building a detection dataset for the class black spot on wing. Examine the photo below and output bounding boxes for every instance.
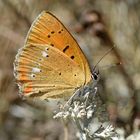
[58,31,61,34]
[63,45,69,53]
[58,29,64,34]
[50,43,54,47]
[71,56,74,59]
[47,35,51,38]
[51,31,55,34]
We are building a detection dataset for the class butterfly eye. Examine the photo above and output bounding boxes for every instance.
[92,70,99,81]
[93,73,98,80]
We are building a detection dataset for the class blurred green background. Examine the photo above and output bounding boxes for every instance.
[0,0,140,139]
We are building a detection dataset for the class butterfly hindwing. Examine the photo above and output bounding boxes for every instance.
[15,44,85,99]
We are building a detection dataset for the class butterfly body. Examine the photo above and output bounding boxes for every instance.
[14,11,93,100]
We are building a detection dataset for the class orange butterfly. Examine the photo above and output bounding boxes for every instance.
[14,11,98,100]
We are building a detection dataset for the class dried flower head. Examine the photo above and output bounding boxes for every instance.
[53,81,119,139]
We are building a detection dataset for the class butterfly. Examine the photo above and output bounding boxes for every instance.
[14,11,99,100]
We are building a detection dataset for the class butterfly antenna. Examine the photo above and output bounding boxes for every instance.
[93,45,116,71]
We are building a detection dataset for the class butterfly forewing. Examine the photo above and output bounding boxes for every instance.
[14,11,92,99]
[25,11,91,85]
